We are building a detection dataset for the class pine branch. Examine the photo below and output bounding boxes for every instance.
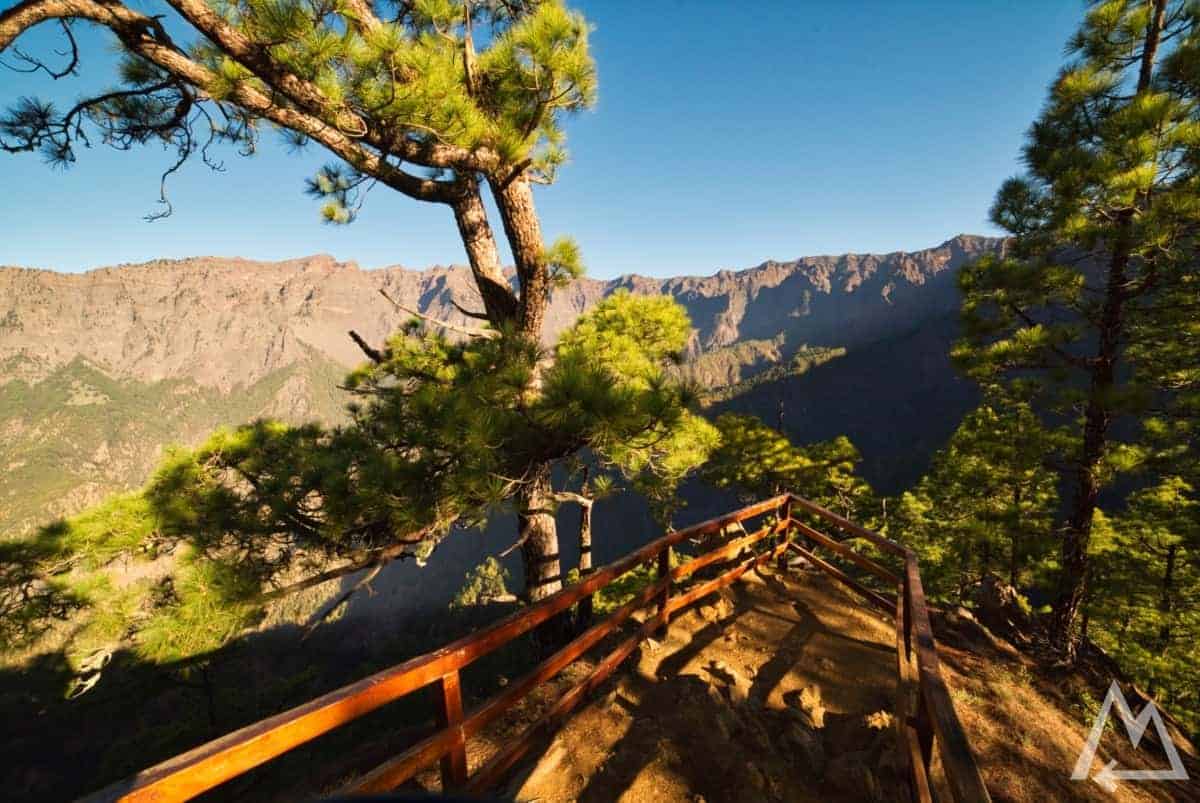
[300,563,383,641]
[451,299,490,320]
[378,288,498,338]
[348,330,384,363]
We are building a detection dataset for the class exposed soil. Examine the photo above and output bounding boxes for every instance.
[470,560,1199,803]
[502,564,905,802]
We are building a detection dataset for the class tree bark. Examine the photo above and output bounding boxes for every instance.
[517,463,562,604]
[451,178,518,325]
[576,490,594,628]
[489,176,549,338]
[1157,543,1177,650]
[1052,238,1129,657]
[1010,485,1022,588]
[1050,0,1165,659]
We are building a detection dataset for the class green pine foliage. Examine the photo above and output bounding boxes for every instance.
[889,400,1059,601]
[955,0,1200,652]
[451,556,512,609]
[0,292,716,667]
[1086,475,1200,731]
[702,413,874,522]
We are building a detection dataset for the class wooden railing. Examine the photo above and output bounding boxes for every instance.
[80,493,990,803]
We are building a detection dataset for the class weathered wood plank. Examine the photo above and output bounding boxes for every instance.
[787,494,907,556]
[657,545,673,634]
[787,541,893,615]
[905,553,992,803]
[667,538,790,615]
[671,519,786,581]
[790,518,900,585]
[434,671,467,790]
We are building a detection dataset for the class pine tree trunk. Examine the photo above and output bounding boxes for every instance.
[451,179,518,325]
[490,176,549,338]
[1157,543,1177,650]
[578,498,593,574]
[577,495,595,628]
[1050,0,1166,659]
[1052,243,1128,658]
[1010,485,1022,588]
[517,463,562,604]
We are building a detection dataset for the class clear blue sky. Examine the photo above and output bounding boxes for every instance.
[0,1,1081,277]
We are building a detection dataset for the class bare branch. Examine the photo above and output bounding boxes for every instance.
[349,329,385,363]
[451,298,490,320]
[1,19,76,77]
[378,288,498,338]
[0,0,473,204]
[550,490,593,507]
[300,563,383,641]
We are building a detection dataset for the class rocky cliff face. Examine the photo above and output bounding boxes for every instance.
[0,234,1002,533]
[0,234,999,387]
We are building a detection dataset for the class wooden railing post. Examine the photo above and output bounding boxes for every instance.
[657,545,672,634]
[433,671,468,791]
[915,685,934,775]
[902,561,913,661]
[777,497,794,571]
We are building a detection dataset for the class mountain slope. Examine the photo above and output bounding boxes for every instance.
[0,235,1002,533]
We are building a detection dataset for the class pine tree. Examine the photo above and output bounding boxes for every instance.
[955,0,1200,656]
[1,0,601,603]
[0,292,717,662]
[702,413,874,522]
[890,399,1059,601]
[0,2,721,661]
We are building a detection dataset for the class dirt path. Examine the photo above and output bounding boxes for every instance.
[506,562,905,803]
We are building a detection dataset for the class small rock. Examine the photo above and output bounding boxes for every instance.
[823,712,891,756]
[798,684,826,728]
[865,710,893,731]
[698,595,734,623]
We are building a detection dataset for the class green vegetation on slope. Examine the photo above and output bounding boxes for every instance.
[700,344,847,404]
[0,351,350,536]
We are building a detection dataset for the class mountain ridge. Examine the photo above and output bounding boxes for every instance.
[0,234,1003,533]
[0,233,1001,389]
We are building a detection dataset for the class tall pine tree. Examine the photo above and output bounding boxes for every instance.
[891,398,1058,601]
[955,0,1200,656]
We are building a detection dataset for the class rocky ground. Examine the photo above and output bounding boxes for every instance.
[494,566,906,802]
[449,562,1198,803]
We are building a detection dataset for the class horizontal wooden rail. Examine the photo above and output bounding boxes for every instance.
[903,551,992,803]
[789,518,900,585]
[787,493,907,556]
[82,494,789,802]
[786,541,893,615]
[81,493,990,803]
